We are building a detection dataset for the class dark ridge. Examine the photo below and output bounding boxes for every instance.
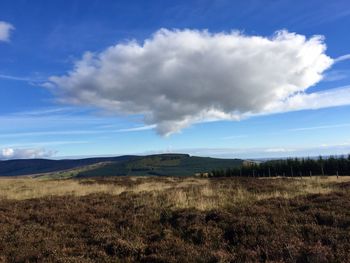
[0,153,243,177]
[0,155,139,176]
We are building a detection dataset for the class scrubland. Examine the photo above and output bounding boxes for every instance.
[0,176,349,262]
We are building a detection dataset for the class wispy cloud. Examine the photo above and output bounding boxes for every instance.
[0,130,102,138]
[260,86,350,115]
[0,140,89,149]
[264,148,293,153]
[287,6,350,29]
[221,122,350,140]
[0,125,155,139]
[143,142,350,159]
[0,74,47,84]
[117,125,156,132]
[288,123,350,132]
[335,54,350,63]
[323,70,349,82]
[10,107,76,116]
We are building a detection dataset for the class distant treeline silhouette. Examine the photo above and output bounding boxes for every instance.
[211,155,350,177]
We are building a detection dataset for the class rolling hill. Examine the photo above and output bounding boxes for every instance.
[0,155,138,177]
[75,154,243,177]
[0,154,244,177]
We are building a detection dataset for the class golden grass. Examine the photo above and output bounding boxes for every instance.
[154,176,350,211]
[0,176,349,210]
[0,178,126,200]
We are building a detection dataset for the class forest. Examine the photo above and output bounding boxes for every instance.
[211,155,350,177]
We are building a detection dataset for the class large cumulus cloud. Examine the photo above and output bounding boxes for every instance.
[48,29,337,135]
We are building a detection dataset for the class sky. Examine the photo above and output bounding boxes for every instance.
[1,0,350,159]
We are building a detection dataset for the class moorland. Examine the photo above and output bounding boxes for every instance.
[0,175,349,262]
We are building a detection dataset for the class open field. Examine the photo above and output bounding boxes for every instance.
[0,176,350,262]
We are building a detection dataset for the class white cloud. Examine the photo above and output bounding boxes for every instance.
[1,148,14,158]
[335,54,350,63]
[288,122,350,132]
[0,21,14,42]
[0,148,55,160]
[261,85,350,114]
[323,70,349,82]
[0,125,155,138]
[264,148,293,153]
[117,124,156,132]
[0,74,46,83]
[48,28,338,136]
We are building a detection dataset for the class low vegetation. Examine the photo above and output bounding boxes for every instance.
[0,176,349,262]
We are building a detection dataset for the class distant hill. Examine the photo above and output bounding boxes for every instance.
[0,156,138,177]
[0,154,244,177]
[75,154,243,177]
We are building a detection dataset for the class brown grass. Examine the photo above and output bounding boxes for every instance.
[1,176,349,210]
[0,178,127,200]
[0,176,349,262]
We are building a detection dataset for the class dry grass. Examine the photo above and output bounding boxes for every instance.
[0,176,350,262]
[0,177,208,201]
[0,178,126,200]
[142,176,350,211]
[1,176,349,211]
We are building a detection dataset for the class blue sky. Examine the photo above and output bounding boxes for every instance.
[1,0,350,159]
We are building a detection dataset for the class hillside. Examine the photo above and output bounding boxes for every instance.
[0,154,244,177]
[75,154,243,177]
[0,156,138,177]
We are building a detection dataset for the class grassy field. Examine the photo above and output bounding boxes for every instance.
[0,176,349,262]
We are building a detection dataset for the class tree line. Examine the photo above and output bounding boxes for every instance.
[211,155,350,177]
